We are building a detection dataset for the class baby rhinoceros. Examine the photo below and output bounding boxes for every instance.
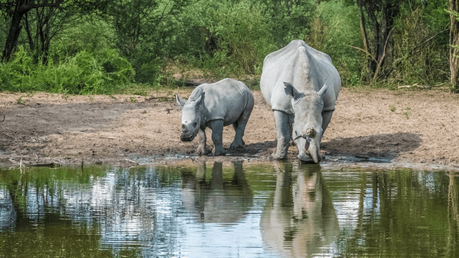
[176,78,254,156]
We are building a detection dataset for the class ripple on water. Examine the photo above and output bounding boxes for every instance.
[0,163,458,257]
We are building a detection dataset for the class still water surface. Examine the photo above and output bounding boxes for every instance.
[0,162,458,257]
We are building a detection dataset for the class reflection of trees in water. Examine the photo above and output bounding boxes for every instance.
[2,164,459,257]
[0,166,185,257]
[181,162,253,224]
[260,162,339,257]
[448,171,459,257]
[336,169,459,257]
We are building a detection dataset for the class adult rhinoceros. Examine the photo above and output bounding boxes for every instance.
[260,40,341,163]
[176,78,254,156]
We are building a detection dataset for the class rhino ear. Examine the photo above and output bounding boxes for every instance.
[283,82,303,100]
[318,81,329,98]
[194,92,205,107]
[284,82,294,97]
[176,94,186,107]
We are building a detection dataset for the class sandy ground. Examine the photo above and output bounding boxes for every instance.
[1,88,458,171]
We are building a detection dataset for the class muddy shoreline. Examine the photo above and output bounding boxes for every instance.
[1,88,458,171]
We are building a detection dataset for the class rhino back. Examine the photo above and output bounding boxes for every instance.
[199,78,253,125]
[260,40,341,113]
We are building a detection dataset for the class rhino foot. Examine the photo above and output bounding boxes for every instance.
[230,142,245,149]
[211,147,227,156]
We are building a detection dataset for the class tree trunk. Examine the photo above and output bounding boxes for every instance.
[450,0,459,93]
[356,0,399,82]
[2,6,26,61]
[358,0,371,80]
[37,6,54,65]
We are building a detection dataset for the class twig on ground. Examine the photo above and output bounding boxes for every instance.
[398,83,430,89]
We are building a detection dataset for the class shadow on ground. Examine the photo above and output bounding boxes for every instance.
[223,141,276,157]
[322,132,422,162]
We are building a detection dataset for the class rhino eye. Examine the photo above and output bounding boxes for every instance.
[193,122,197,127]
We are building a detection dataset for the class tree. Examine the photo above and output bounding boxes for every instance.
[0,0,108,62]
[109,0,191,82]
[450,0,459,93]
[355,0,400,81]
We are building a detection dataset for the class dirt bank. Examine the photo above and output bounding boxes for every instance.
[1,88,458,171]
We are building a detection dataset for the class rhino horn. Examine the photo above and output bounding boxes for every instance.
[309,142,321,164]
[176,94,187,107]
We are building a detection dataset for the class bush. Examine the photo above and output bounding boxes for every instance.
[391,7,449,85]
[262,0,315,47]
[305,0,363,86]
[0,46,134,94]
[185,0,275,78]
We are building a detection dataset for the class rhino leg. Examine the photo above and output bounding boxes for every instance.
[209,120,226,156]
[231,99,254,148]
[273,111,291,159]
[321,111,334,137]
[230,121,247,148]
[195,128,208,155]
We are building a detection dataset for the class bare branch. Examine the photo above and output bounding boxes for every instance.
[18,0,65,13]
[348,45,376,62]
[372,27,395,81]
[385,29,449,78]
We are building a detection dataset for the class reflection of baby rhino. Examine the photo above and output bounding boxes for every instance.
[260,162,339,257]
[181,162,253,223]
[176,79,254,156]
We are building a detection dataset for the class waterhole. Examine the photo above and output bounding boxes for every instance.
[1,162,458,257]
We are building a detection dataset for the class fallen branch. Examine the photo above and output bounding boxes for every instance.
[398,83,430,89]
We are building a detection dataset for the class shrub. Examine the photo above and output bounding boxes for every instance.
[185,0,275,78]
[305,0,363,86]
[0,46,134,94]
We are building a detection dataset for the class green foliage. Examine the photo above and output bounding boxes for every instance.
[110,0,192,84]
[448,8,459,93]
[306,0,362,86]
[16,96,26,105]
[261,0,315,47]
[0,0,455,92]
[52,15,116,58]
[391,6,449,86]
[185,0,275,78]
[0,46,134,94]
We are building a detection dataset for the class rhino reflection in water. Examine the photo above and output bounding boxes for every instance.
[181,162,253,223]
[260,162,339,257]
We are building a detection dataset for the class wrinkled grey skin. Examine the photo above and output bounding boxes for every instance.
[260,40,341,163]
[176,78,254,156]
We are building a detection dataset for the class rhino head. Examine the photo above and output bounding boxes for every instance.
[176,93,205,142]
[284,82,329,163]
